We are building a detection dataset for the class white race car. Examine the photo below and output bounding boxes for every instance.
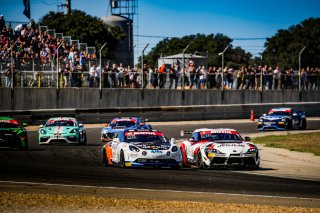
[102,129,181,168]
[180,128,260,169]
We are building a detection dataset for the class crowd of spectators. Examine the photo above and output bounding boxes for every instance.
[0,16,96,87]
[1,16,319,90]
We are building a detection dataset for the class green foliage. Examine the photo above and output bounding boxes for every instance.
[38,10,126,58]
[263,18,320,69]
[140,33,252,68]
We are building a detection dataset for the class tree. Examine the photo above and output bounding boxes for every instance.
[263,18,320,69]
[38,10,126,58]
[140,33,252,69]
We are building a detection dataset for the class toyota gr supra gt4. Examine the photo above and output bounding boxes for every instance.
[39,117,87,145]
[101,117,152,142]
[257,108,307,131]
[102,129,181,168]
[180,128,260,169]
[0,117,28,150]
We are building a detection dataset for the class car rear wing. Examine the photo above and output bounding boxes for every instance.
[180,130,193,137]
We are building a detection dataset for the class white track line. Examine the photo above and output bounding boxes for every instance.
[0,180,319,201]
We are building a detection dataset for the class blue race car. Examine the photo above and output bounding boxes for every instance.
[257,108,307,131]
[100,117,152,142]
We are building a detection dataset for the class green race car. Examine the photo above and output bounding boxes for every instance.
[39,117,87,145]
[0,117,28,150]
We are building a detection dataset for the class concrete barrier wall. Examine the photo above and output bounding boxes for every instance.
[0,88,319,110]
[0,88,12,110]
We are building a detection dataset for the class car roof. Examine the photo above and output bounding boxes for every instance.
[47,117,77,121]
[270,108,292,112]
[111,117,139,122]
[193,128,237,133]
[0,116,15,121]
[124,129,161,133]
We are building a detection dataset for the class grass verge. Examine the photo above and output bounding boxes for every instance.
[252,132,320,156]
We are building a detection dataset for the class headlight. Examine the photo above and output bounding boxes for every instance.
[171,146,178,152]
[281,118,286,122]
[70,128,78,133]
[40,129,47,134]
[205,148,223,154]
[258,118,263,122]
[103,130,109,134]
[129,145,140,152]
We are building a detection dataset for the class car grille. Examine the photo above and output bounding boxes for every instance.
[134,159,177,163]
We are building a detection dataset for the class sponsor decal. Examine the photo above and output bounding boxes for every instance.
[125,132,164,136]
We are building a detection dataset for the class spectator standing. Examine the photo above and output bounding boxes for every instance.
[226,67,234,89]
[5,63,11,87]
[103,64,111,88]
[118,63,125,88]
[188,62,196,89]
[0,15,5,31]
[158,64,166,89]
[174,64,180,89]
[63,63,71,87]
[169,64,176,89]
[110,63,118,88]
[143,64,149,89]
[199,66,206,89]
[151,67,159,88]
[255,66,261,90]
[248,66,255,89]
[88,63,96,88]
[273,66,281,90]
[124,65,131,88]
[207,66,215,89]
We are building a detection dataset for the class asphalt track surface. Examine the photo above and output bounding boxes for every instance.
[0,120,320,199]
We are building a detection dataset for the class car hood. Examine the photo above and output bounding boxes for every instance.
[0,128,22,135]
[44,126,76,134]
[101,127,125,134]
[203,141,249,153]
[260,115,287,120]
[131,142,172,150]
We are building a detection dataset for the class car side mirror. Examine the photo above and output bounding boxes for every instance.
[292,113,298,116]
[79,123,84,127]
[263,113,266,116]
[170,138,176,143]
[104,123,109,127]
[244,136,251,141]
[188,137,195,142]
[39,124,44,128]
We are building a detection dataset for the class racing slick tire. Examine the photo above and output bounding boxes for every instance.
[102,148,108,167]
[180,147,191,168]
[301,118,307,130]
[285,119,292,130]
[82,134,87,145]
[20,140,28,150]
[197,151,209,169]
[120,150,126,168]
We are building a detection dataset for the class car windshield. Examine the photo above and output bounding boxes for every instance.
[124,132,169,143]
[200,132,243,142]
[46,120,75,127]
[268,111,290,116]
[0,122,20,128]
[110,121,136,128]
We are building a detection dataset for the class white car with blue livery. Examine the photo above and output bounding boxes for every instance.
[102,129,181,168]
